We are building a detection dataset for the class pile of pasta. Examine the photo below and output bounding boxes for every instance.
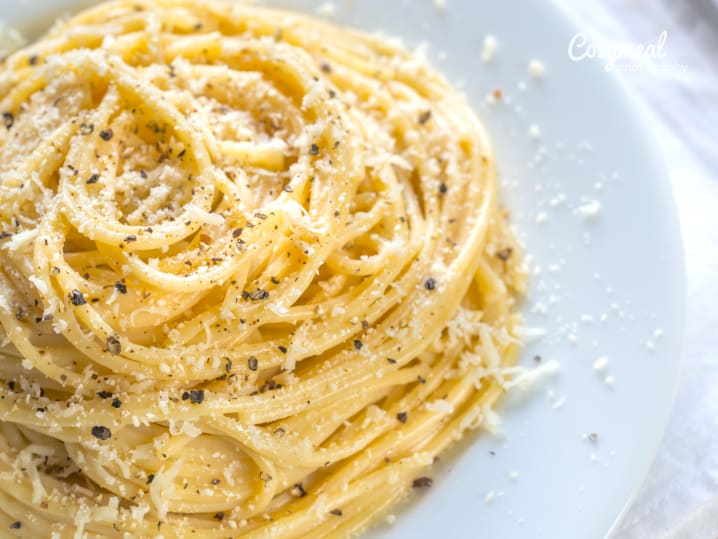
[0,1,525,537]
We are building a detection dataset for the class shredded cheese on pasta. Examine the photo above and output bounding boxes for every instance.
[0,1,526,537]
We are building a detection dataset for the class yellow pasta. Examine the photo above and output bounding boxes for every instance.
[0,1,525,537]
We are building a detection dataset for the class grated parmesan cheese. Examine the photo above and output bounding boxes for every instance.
[73,505,91,539]
[513,326,546,343]
[130,503,150,522]
[528,59,545,79]
[481,35,497,63]
[425,399,454,414]
[577,200,602,218]
[593,356,608,371]
[481,405,502,433]
[502,359,560,391]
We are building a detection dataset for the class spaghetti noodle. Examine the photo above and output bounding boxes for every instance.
[0,1,525,537]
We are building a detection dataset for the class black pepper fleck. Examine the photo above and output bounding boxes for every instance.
[91,426,111,440]
[96,391,112,399]
[496,247,513,261]
[9,521,21,529]
[353,339,363,350]
[259,379,278,393]
[424,278,437,291]
[111,397,122,408]
[259,471,272,482]
[182,389,205,404]
[106,335,121,356]
[79,122,94,135]
[249,289,269,301]
[69,289,87,306]
[99,129,114,141]
[412,477,433,488]
[86,174,100,184]
[309,144,319,156]
[418,110,432,125]
[397,412,408,423]
[147,474,155,484]
[2,112,14,130]
[278,346,287,354]
[247,356,258,371]
[330,509,343,516]
[114,281,127,294]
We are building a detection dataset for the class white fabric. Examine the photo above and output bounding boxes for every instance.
[663,499,718,539]
[556,1,718,537]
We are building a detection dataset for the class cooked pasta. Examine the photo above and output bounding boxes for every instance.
[0,1,525,537]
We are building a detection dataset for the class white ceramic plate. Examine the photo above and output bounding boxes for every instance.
[1,1,685,538]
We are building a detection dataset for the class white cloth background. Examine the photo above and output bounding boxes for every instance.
[556,1,718,537]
